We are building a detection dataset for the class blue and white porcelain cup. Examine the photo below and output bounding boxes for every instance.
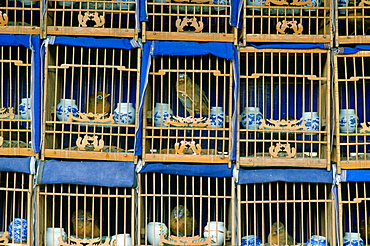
[299,111,320,134]
[241,235,262,246]
[114,102,135,125]
[19,98,32,119]
[241,107,263,129]
[153,103,173,127]
[213,0,228,11]
[303,0,322,11]
[210,106,224,128]
[8,218,28,243]
[343,232,363,246]
[339,109,358,133]
[306,235,329,246]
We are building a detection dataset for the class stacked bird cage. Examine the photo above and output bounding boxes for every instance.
[137,165,235,245]
[0,40,38,157]
[0,0,42,35]
[241,0,331,44]
[338,172,370,246]
[46,0,137,38]
[334,49,370,171]
[42,37,140,161]
[36,160,136,246]
[141,0,236,42]
[236,168,336,246]
[140,42,235,165]
[335,0,370,45]
[238,45,331,168]
[0,168,33,245]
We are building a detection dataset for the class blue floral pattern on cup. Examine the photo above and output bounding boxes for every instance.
[56,105,78,120]
[306,235,329,246]
[242,235,262,246]
[154,112,170,126]
[8,218,28,243]
[344,236,363,246]
[339,115,357,132]
[114,112,134,124]
[210,107,224,128]
[213,0,228,11]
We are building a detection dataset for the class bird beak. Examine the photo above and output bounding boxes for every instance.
[105,94,110,98]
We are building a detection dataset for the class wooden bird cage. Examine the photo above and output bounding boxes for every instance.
[334,50,370,172]
[335,0,370,45]
[0,44,36,157]
[238,46,331,169]
[142,53,233,164]
[142,0,236,42]
[0,0,42,35]
[0,171,33,246]
[237,180,336,246]
[42,39,140,161]
[338,179,370,246]
[137,171,235,245]
[36,183,135,246]
[240,0,331,44]
[46,0,137,38]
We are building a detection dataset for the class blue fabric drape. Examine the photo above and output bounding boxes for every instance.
[0,34,42,153]
[138,162,234,177]
[247,43,329,50]
[39,160,136,187]
[50,36,138,49]
[341,170,370,182]
[134,41,152,156]
[237,168,334,184]
[152,41,234,60]
[135,41,238,161]
[336,45,370,54]
[0,157,34,174]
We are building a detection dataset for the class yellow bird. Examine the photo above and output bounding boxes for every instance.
[88,91,111,115]
[177,73,209,116]
[71,209,100,238]
[268,222,295,245]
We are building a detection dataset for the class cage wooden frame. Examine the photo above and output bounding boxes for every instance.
[141,54,234,165]
[240,0,332,44]
[0,44,37,157]
[334,50,370,172]
[237,181,336,246]
[45,0,137,38]
[36,182,136,246]
[137,172,235,245]
[338,180,370,245]
[0,171,33,246]
[142,0,237,43]
[237,46,331,169]
[41,43,140,162]
[0,0,42,35]
[335,0,370,45]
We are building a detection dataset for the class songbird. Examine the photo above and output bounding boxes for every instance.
[359,217,370,240]
[177,73,209,116]
[170,205,196,236]
[88,91,111,115]
[268,222,295,245]
[71,209,100,238]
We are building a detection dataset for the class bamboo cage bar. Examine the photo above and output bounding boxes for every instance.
[42,44,140,161]
[0,44,36,157]
[36,183,135,246]
[143,0,236,42]
[334,50,370,172]
[142,54,233,164]
[237,181,336,246]
[0,0,42,35]
[45,0,137,38]
[137,172,235,245]
[0,171,33,246]
[238,46,331,169]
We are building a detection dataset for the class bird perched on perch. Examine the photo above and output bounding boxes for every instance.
[177,73,209,116]
[359,217,370,240]
[170,205,196,236]
[268,222,295,245]
[71,209,100,238]
[88,91,111,115]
